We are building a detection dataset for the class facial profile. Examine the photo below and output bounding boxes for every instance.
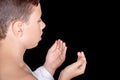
[19,4,46,49]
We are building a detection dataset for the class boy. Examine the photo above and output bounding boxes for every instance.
[0,0,87,80]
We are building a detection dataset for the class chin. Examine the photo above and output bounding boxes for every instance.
[27,43,38,49]
[27,38,42,49]
[27,42,39,49]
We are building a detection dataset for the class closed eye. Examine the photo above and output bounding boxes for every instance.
[37,19,42,23]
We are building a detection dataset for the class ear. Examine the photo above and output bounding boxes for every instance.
[11,20,24,38]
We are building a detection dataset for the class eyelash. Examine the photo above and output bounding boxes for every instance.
[38,19,42,23]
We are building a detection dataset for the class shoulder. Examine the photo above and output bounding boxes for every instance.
[22,73,37,80]
[0,65,37,80]
[13,66,37,80]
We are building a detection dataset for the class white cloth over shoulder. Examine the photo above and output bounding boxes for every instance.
[27,66,54,80]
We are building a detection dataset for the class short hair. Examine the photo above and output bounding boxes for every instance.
[0,0,39,40]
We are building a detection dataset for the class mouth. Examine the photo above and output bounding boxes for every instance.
[41,32,43,36]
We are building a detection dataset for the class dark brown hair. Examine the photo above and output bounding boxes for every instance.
[0,0,39,40]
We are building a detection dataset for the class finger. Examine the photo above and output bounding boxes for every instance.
[77,60,87,74]
[78,52,87,66]
[81,51,86,62]
[71,58,84,69]
[59,42,67,59]
[49,40,57,51]
[61,41,66,51]
[62,43,67,58]
[56,40,62,55]
[77,52,87,74]
[54,39,62,52]
[56,39,60,49]
[77,52,83,61]
[81,51,85,58]
[59,39,63,52]
[58,39,63,51]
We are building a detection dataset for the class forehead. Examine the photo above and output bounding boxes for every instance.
[29,4,42,20]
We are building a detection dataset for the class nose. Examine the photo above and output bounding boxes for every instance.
[41,20,46,30]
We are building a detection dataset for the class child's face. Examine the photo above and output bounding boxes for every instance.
[22,4,45,49]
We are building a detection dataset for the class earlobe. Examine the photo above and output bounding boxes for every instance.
[11,20,24,38]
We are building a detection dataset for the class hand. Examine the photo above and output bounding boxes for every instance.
[58,51,87,80]
[43,39,67,76]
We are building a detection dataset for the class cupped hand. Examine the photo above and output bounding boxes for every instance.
[44,39,67,75]
[59,51,87,80]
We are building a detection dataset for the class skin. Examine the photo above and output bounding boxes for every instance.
[0,2,87,80]
[58,52,87,80]
[44,39,67,76]
[0,3,43,80]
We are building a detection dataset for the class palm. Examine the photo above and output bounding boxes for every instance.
[44,39,67,70]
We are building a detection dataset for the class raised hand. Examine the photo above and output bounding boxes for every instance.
[58,51,87,80]
[43,39,67,76]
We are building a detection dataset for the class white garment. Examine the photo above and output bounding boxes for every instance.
[27,66,54,80]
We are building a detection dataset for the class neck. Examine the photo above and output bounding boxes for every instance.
[0,39,26,67]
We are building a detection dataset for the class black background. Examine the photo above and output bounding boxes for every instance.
[24,0,116,80]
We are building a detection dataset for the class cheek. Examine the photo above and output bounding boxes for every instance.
[35,24,42,36]
[22,24,42,49]
[32,24,43,43]
[30,23,41,35]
